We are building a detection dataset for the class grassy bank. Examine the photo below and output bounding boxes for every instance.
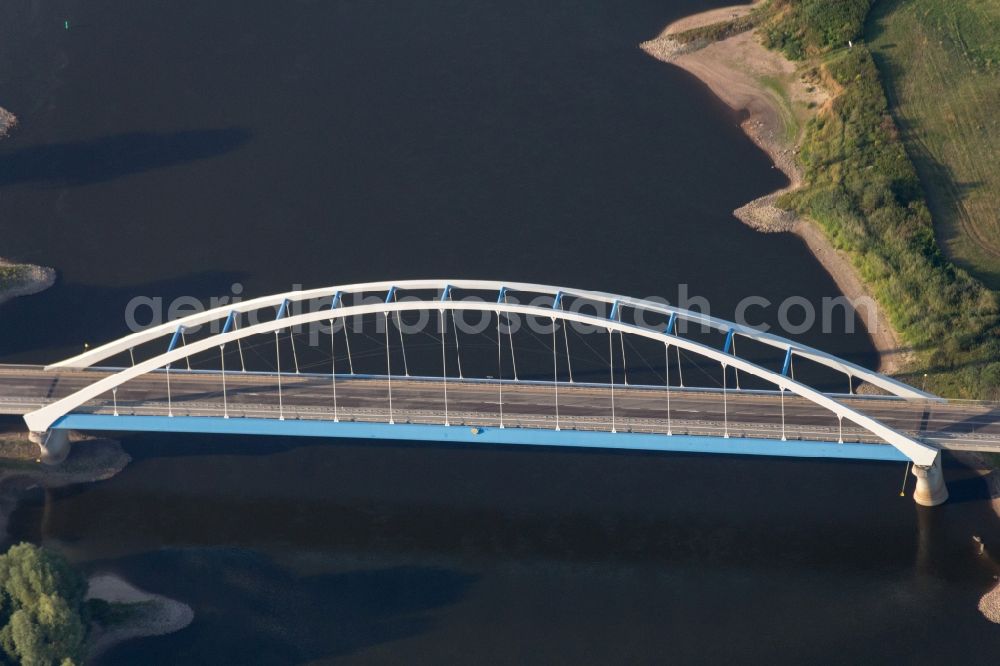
[764,0,1000,399]
[867,0,1000,290]
[687,0,1000,399]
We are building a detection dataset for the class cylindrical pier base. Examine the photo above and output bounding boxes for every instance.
[912,455,948,507]
[28,429,71,465]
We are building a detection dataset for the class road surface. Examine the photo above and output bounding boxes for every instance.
[0,365,997,452]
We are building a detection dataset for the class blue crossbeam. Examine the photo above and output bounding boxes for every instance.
[609,300,620,321]
[165,326,185,370]
[166,326,184,353]
[781,347,793,376]
[496,286,507,304]
[440,285,453,301]
[50,415,908,463]
[723,329,735,354]
[331,291,343,309]
[665,312,677,335]
[222,311,237,334]
[552,291,563,310]
[385,286,397,304]
[276,299,290,320]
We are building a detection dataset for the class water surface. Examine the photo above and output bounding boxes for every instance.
[2,0,999,663]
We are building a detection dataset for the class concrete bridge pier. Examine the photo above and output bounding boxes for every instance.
[28,429,70,465]
[912,455,949,506]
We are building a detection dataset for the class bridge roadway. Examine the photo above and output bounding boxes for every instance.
[0,365,998,452]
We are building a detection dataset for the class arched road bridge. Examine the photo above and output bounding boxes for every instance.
[3,280,999,506]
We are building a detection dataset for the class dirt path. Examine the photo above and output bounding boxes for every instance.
[640,4,910,375]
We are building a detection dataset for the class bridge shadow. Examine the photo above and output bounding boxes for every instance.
[0,128,251,188]
[940,453,1000,507]
[90,548,477,664]
[935,406,1000,436]
[122,375,330,408]
[876,341,1000,391]
[0,270,248,362]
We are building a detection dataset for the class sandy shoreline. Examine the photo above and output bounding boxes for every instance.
[640,3,909,376]
[86,573,194,659]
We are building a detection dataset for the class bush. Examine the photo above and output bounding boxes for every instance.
[0,543,88,666]
[762,0,872,59]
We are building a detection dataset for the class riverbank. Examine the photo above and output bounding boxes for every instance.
[86,573,195,659]
[0,432,195,653]
[640,3,909,375]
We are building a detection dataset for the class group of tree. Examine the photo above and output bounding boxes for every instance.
[0,543,88,666]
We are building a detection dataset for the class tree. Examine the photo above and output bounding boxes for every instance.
[0,543,88,665]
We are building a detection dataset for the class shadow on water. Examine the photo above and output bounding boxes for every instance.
[92,548,476,665]
[0,129,251,188]
[0,270,247,361]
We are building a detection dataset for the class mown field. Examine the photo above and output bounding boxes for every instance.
[750,0,1000,399]
[868,0,1000,290]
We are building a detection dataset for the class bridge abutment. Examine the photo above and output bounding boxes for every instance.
[28,429,70,465]
[912,455,948,507]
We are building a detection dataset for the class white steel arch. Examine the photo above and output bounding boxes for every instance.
[47,279,935,401]
[25,295,941,465]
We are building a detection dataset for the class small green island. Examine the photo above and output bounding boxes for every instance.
[0,542,193,666]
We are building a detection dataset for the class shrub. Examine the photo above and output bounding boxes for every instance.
[0,543,88,666]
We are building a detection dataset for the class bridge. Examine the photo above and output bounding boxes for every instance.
[3,279,999,506]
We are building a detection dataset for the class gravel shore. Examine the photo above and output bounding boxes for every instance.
[86,573,194,659]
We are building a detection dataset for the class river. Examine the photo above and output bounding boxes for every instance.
[1,0,998,662]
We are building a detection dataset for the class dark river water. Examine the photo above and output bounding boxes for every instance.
[1,0,999,662]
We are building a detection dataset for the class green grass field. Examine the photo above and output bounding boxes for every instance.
[868,0,1000,289]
